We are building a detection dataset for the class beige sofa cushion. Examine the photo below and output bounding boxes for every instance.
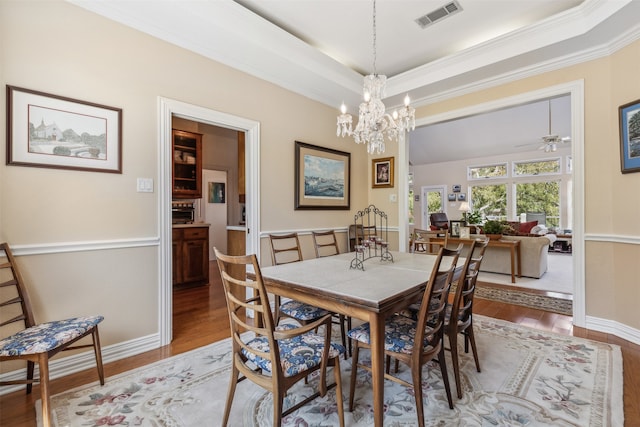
[479,235,552,279]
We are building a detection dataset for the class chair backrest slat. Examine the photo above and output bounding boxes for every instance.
[452,239,489,326]
[312,230,340,258]
[0,243,36,330]
[215,248,283,383]
[414,245,462,360]
[269,233,303,265]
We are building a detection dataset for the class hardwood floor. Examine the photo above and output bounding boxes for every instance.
[1,261,638,426]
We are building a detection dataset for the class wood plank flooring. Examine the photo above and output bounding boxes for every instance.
[1,262,638,426]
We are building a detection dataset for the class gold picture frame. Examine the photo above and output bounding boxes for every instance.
[372,157,394,188]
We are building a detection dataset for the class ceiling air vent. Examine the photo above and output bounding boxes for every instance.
[415,0,462,29]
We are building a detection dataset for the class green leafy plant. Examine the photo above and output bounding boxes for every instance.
[482,220,507,234]
[466,210,483,225]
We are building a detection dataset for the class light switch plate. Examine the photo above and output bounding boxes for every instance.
[137,178,154,193]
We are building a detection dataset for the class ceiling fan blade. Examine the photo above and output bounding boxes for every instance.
[514,142,540,148]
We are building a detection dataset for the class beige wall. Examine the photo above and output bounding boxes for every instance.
[0,0,370,354]
[0,0,638,367]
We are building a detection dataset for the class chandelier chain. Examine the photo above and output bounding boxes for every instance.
[372,0,377,76]
[336,0,415,154]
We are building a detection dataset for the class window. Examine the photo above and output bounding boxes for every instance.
[470,183,507,221]
[468,163,507,180]
[513,158,561,176]
[515,180,560,227]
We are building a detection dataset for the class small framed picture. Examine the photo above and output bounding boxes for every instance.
[372,157,394,188]
[449,220,463,237]
[452,184,461,193]
[447,193,456,201]
[208,182,226,203]
[618,98,640,173]
[460,226,470,239]
[457,193,466,201]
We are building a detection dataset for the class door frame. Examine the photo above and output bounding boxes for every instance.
[421,185,447,229]
[158,97,260,345]
[397,80,585,326]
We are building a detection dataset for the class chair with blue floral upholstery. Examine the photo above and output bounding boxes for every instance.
[269,233,330,326]
[214,248,345,427]
[0,242,104,427]
[347,245,462,426]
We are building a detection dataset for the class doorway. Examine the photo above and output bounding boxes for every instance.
[398,81,585,326]
[421,186,447,228]
[158,97,260,346]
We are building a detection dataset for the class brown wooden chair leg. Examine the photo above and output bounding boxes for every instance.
[92,327,105,385]
[26,360,35,394]
[222,366,239,426]
[448,329,463,398]
[348,342,360,411]
[411,365,425,427]
[38,354,52,427]
[333,357,345,427]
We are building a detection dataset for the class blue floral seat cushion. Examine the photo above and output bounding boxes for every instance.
[0,316,104,356]
[279,300,330,321]
[347,315,434,354]
[242,324,345,377]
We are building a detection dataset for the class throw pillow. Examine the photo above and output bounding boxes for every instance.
[519,220,538,234]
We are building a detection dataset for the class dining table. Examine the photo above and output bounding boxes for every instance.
[254,250,460,427]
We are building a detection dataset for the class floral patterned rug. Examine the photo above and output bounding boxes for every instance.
[39,316,623,426]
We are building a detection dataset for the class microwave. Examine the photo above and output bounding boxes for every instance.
[172,201,194,224]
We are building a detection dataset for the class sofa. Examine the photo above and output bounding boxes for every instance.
[477,235,555,279]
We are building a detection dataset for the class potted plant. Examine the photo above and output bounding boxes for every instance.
[482,220,507,240]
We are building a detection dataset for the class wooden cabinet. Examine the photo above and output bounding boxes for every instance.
[173,226,209,287]
[172,129,202,199]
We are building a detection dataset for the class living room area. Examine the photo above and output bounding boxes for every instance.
[409,94,574,298]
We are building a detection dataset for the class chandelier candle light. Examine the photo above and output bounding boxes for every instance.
[337,0,415,154]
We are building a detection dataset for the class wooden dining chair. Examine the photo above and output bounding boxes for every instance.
[268,233,330,326]
[312,230,352,357]
[445,238,489,398]
[0,242,105,427]
[347,246,462,425]
[214,248,345,427]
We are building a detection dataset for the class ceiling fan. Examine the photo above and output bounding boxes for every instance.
[516,98,571,152]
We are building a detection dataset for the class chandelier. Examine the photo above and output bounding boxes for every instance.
[336,0,415,154]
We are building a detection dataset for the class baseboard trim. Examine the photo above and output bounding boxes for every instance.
[0,333,160,396]
[586,315,640,346]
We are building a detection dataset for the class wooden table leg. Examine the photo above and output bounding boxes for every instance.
[369,313,384,427]
[516,243,522,277]
[510,245,516,283]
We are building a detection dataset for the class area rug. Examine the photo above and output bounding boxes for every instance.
[475,283,573,315]
[38,315,622,426]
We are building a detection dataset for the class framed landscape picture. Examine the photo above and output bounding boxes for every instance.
[6,85,122,173]
[619,98,640,173]
[295,141,350,210]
